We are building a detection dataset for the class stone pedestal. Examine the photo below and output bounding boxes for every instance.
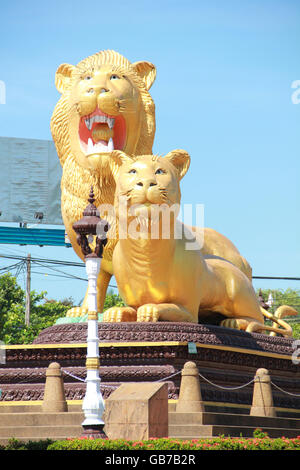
[1,323,299,415]
[104,382,168,440]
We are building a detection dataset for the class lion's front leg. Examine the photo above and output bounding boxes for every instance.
[137,303,198,323]
[103,306,137,322]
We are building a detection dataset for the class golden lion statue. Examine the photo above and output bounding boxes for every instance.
[51,50,156,314]
[51,49,252,317]
[103,149,294,337]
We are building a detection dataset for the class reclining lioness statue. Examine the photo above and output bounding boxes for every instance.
[51,49,252,317]
[103,149,294,336]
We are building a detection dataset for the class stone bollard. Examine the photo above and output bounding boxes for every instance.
[176,361,204,413]
[250,368,276,417]
[42,362,68,412]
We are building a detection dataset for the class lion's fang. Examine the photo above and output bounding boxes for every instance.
[85,115,115,130]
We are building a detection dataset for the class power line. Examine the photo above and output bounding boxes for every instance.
[31,270,87,281]
[0,253,84,267]
[0,261,24,273]
[0,254,300,281]
[253,276,300,281]
[33,260,88,282]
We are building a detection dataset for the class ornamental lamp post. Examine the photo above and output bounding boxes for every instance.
[267,293,274,312]
[72,186,109,439]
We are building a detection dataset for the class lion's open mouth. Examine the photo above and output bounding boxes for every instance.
[79,108,126,155]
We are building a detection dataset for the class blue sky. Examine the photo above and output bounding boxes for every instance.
[0,0,299,305]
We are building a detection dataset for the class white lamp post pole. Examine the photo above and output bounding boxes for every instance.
[81,256,105,436]
[72,186,108,439]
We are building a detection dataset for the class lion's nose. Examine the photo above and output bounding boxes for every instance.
[136,180,157,189]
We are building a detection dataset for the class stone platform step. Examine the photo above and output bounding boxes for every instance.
[0,411,84,427]
[169,424,300,439]
[0,424,82,439]
[169,412,300,439]
[1,408,300,444]
[0,409,84,446]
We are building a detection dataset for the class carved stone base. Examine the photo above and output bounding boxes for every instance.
[81,424,107,439]
[1,322,299,412]
[32,321,295,355]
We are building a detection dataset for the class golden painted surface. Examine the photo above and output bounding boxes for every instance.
[51,50,156,314]
[103,151,294,336]
[87,310,98,321]
[85,357,100,370]
[50,50,289,327]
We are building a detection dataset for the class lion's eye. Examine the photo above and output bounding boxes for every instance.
[85,75,92,80]
[129,169,137,174]
[155,168,165,175]
[110,74,120,80]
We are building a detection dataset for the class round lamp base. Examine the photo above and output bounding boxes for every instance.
[81,424,107,439]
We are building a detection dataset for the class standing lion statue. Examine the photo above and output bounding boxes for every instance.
[51,49,253,317]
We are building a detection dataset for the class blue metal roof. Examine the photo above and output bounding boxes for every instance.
[0,226,71,247]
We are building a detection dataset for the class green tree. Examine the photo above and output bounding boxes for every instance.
[0,274,126,345]
[0,273,24,332]
[103,289,125,310]
[0,273,72,344]
[257,288,300,315]
[257,288,300,339]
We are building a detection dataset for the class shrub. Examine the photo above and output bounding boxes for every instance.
[3,438,54,450]
[46,434,300,451]
[3,432,300,451]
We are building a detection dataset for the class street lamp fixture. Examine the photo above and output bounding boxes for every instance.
[72,186,109,439]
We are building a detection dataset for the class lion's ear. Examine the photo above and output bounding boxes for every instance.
[55,63,76,94]
[164,149,190,180]
[131,61,156,90]
[110,150,133,180]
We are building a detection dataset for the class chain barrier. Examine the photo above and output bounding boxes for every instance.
[155,367,255,390]
[2,366,300,401]
[61,369,113,389]
[198,372,255,391]
[270,380,300,397]
[62,369,86,383]
[155,370,182,382]
[155,366,255,391]
[155,368,300,397]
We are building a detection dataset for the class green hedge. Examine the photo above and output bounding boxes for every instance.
[2,431,300,451]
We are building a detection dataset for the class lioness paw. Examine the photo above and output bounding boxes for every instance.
[137,304,159,322]
[103,307,137,322]
[220,318,250,331]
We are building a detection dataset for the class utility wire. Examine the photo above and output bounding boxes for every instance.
[0,252,299,280]
[31,271,87,281]
[253,276,300,281]
[0,252,299,291]
[32,260,88,282]
[0,253,84,267]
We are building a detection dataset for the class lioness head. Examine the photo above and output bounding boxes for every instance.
[51,50,156,175]
[110,149,190,221]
